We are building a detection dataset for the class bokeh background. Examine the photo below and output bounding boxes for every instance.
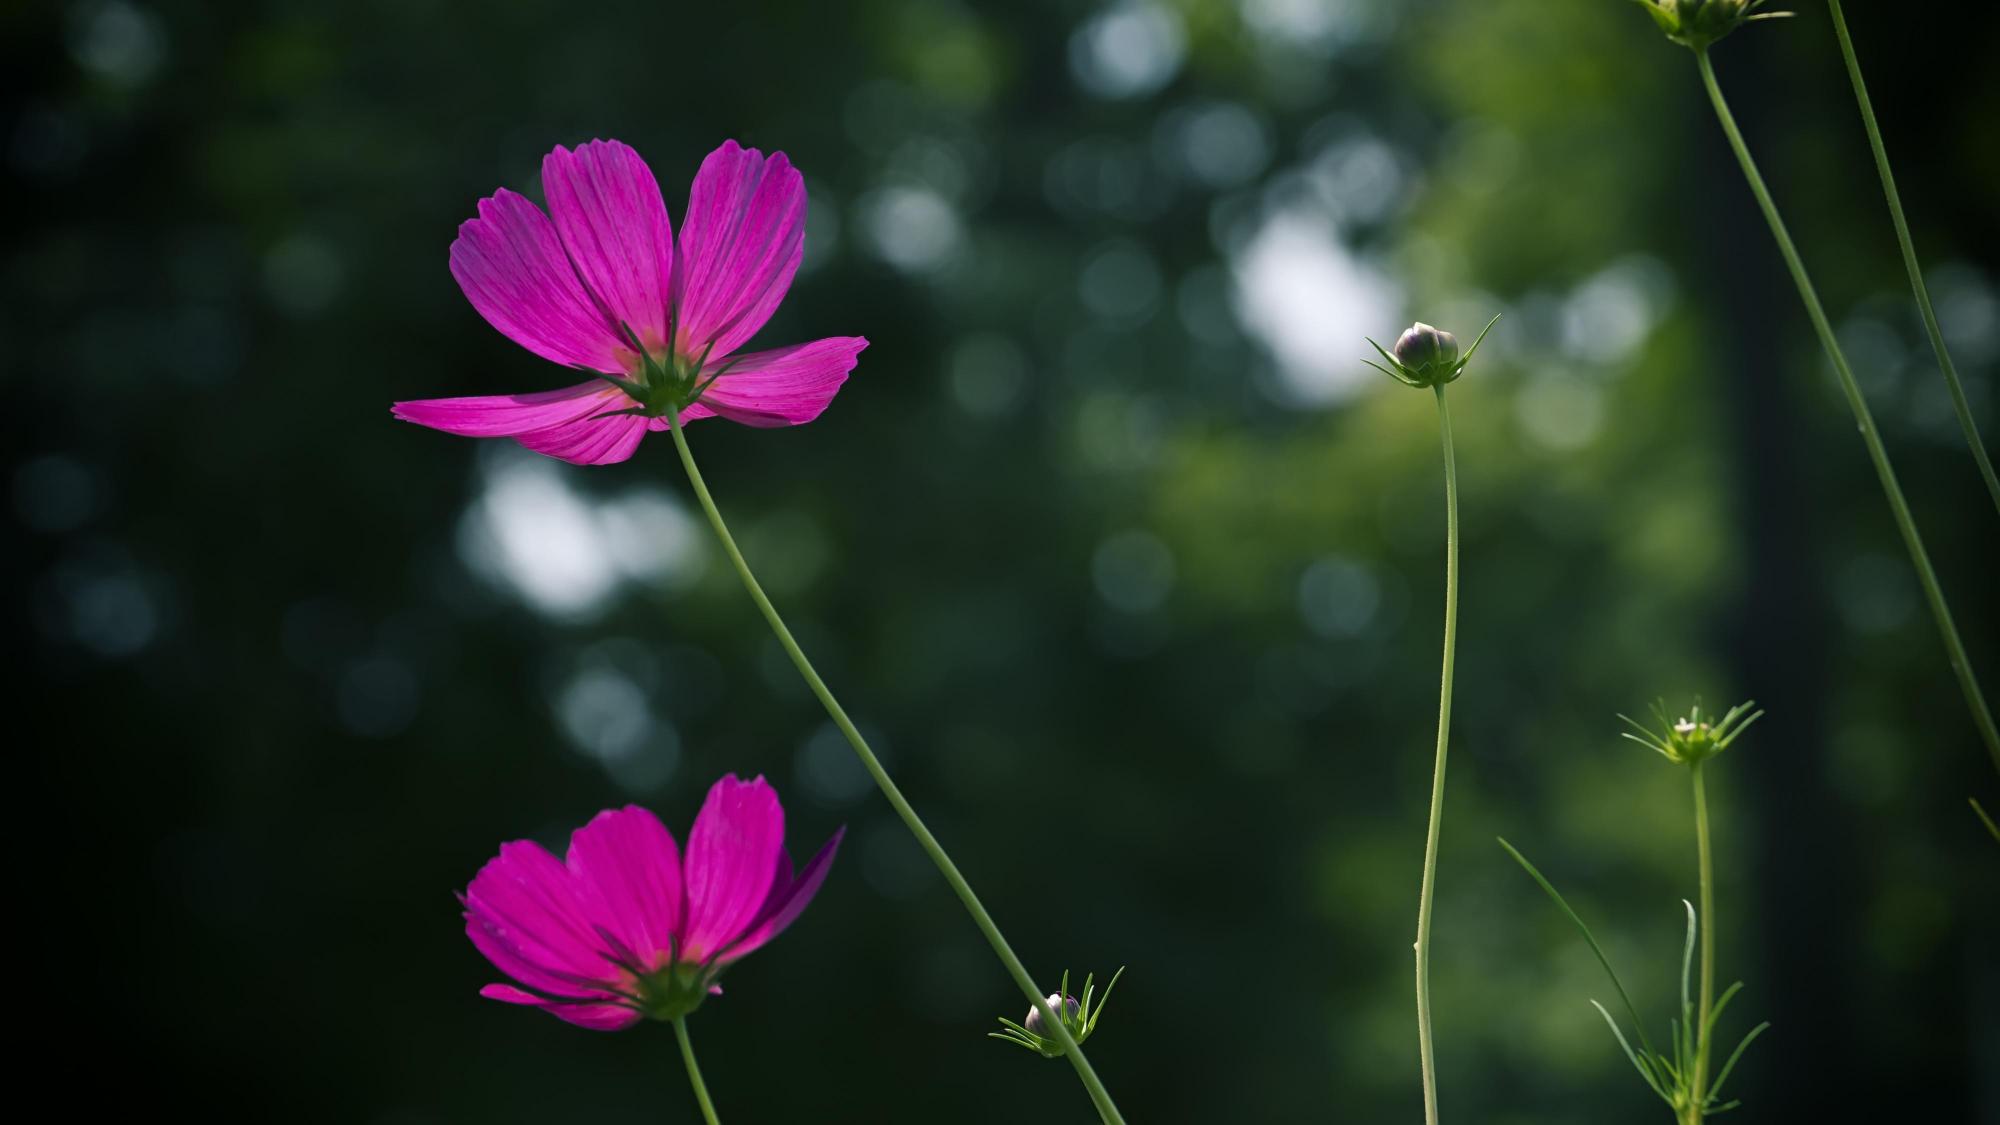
[5,0,1997,1120]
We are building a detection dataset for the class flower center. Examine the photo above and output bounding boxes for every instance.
[594,318,727,420]
[631,959,717,1021]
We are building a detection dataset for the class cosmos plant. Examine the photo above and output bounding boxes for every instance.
[1365,314,1498,1125]
[407,138,1127,1123]
[408,7,1996,1109]
[1503,701,1769,1124]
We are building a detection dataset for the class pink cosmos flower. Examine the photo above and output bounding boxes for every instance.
[396,139,867,465]
[461,774,842,1030]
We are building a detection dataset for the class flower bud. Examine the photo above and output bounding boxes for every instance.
[1631,0,1791,51]
[1364,314,1499,389]
[1023,993,1080,1037]
[1620,699,1763,767]
[988,966,1124,1060]
[1394,323,1458,373]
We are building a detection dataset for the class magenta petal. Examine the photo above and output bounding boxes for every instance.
[543,140,675,351]
[480,984,643,1031]
[450,189,630,373]
[717,826,843,965]
[392,380,612,438]
[463,840,620,993]
[679,774,785,961]
[513,406,650,466]
[672,141,807,359]
[565,806,684,970]
[464,908,613,1004]
[698,336,867,427]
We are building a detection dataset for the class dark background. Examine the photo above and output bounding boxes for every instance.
[5,0,1996,1121]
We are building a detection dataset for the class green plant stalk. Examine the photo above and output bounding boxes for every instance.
[1695,49,2000,777]
[1685,761,1716,1125]
[1827,0,2000,514]
[1414,383,1460,1125]
[1972,798,2000,846]
[666,413,1126,1125]
[674,1017,722,1125]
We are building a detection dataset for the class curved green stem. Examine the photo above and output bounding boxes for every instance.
[1688,761,1715,1117]
[1827,0,2000,514]
[1414,383,1460,1125]
[665,413,1126,1125]
[1695,49,2000,777]
[674,1017,722,1125]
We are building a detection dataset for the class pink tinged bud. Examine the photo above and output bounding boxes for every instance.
[1366,315,1494,390]
[1023,993,1081,1037]
[1393,322,1459,370]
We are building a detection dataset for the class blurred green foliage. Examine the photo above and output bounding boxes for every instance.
[4,0,1995,1121]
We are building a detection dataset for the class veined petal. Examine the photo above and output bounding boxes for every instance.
[450,189,630,373]
[464,914,620,1003]
[544,140,674,351]
[512,399,651,466]
[716,826,843,965]
[463,840,621,991]
[392,380,613,438]
[697,336,866,427]
[565,806,684,969]
[672,141,806,359]
[679,774,785,961]
[479,984,643,1031]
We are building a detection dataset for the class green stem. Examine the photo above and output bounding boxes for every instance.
[1689,761,1715,1117]
[665,413,1126,1125]
[1827,0,2000,514]
[1695,49,2000,777]
[1972,797,2000,846]
[1414,383,1460,1125]
[674,1017,722,1125]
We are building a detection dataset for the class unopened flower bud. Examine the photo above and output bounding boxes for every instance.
[1023,993,1080,1037]
[1364,314,1499,389]
[1632,0,1791,51]
[1395,323,1458,373]
[988,967,1125,1060]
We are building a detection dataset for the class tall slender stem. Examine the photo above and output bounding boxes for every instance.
[1827,0,2000,514]
[674,1017,722,1125]
[1688,761,1715,1120]
[1414,383,1460,1125]
[665,413,1126,1125]
[1695,49,2000,776]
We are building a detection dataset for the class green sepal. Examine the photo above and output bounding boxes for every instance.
[1454,313,1501,370]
